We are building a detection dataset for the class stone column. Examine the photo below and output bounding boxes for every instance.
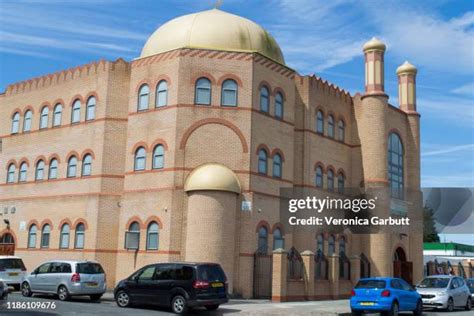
[272,248,288,302]
[350,255,361,283]
[301,250,315,300]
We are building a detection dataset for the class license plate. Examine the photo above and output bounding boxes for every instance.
[8,272,18,276]
[360,302,375,306]
[86,282,98,287]
[211,282,224,288]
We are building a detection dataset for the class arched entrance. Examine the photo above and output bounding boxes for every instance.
[393,247,413,284]
[0,231,15,255]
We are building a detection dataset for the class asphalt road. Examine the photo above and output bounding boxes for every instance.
[1,292,472,315]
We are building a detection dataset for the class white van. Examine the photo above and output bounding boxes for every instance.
[0,256,27,291]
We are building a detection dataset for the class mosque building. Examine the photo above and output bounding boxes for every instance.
[0,8,422,300]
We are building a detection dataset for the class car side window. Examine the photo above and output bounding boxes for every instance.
[175,265,194,281]
[155,264,174,280]
[37,263,51,274]
[50,262,62,273]
[391,280,403,289]
[61,263,72,273]
[457,278,465,287]
[451,279,458,289]
[138,266,155,281]
[399,279,412,291]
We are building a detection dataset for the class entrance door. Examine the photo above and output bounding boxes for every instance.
[0,232,15,255]
[393,247,413,285]
[253,252,272,298]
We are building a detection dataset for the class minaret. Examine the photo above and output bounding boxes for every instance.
[363,37,386,96]
[359,37,391,277]
[396,61,417,113]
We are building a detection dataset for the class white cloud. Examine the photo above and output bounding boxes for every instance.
[419,97,474,127]
[422,144,474,157]
[451,82,474,96]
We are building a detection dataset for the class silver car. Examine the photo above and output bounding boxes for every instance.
[21,260,106,301]
[0,256,27,291]
[416,275,472,312]
[467,279,474,300]
[0,280,8,304]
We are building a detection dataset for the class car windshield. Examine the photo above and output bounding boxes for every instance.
[418,277,449,288]
[76,263,104,274]
[355,280,386,289]
[197,264,226,282]
[0,258,26,270]
[467,280,474,293]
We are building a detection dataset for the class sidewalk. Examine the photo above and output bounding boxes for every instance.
[102,292,352,315]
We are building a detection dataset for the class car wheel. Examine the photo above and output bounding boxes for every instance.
[413,299,423,316]
[171,295,188,314]
[466,296,472,311]
[351,310,362,316]
[446,297,454,312]
[21,282,32,297]
[386,301,399,316]
[90,294,102,301]
[205,304,220,311]
[116,290,131,308]
[57,285,70,301]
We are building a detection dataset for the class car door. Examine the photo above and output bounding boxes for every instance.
[391,279,408,311]
[47,262,62,293]
[130,265,156,303]
[154,264,176,306]
[30,263,52,292]
[455,278,467,306]
[399,279,417,310]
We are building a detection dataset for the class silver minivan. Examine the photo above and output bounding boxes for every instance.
[21,260,106,301]
[0,256,27,291]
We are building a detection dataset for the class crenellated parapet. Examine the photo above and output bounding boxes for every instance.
[308,75,352,104]
[4,58,130,96]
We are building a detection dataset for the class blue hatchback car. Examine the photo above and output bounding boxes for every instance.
[350,277,423,316]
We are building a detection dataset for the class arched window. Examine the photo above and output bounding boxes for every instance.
[272,153,282,178]
[152,145,164,169]
[273,228,284,250]
[39,106,49,129]
[28,224,37,248]
[67,156,77,177]
[315,248,328,280]
[388,133,404,199]
[134,147,146,171]
[338,120,345,142]
[275,92,284,119]
[337,173,345,194]
[35,160,45,181]
[328,115,335,138]
[258,149,268,175]
[339,237,346,254]
[137,84,149,111]
[360,253,371,278]
[59,224,70,249]
[86,96,96,120]
[81,154,92,176]
[125,221,140,250]
[315,166,323,188]
[41,224,50,248]
[23,110,32,132]
[316,110,324,134]
[7,164,15,183]
[339,251,351,280]
[48,159,58,179]
[195,78,211,105]
[75,223,85,249]
[11,112,20,133]
[257,226,268,254]
[156,80,168,107]
[327,169,334,192]
[221,79,238,106]
[316,234,324,253]
[53,104,62,126]
[260,86,269,113]
[146,222,159,250]
[71,99,81,123]
[328,235,335,255]
[19,162,27,182]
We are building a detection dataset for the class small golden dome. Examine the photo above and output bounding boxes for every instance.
[184,163,241,194]
[396,61,417,75]
[141,9,285,64]
[363,37,386,52]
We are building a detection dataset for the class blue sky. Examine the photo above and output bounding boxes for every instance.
[1,1,472,243]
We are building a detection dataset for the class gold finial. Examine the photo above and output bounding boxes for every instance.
[214,0,223,9]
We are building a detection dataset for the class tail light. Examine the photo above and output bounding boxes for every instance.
[381,290,391,297]
[192,280,210,289]
[351,289,356,296]
[71,273,81,282]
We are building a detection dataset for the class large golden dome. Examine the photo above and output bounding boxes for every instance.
[140,9,285,64]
